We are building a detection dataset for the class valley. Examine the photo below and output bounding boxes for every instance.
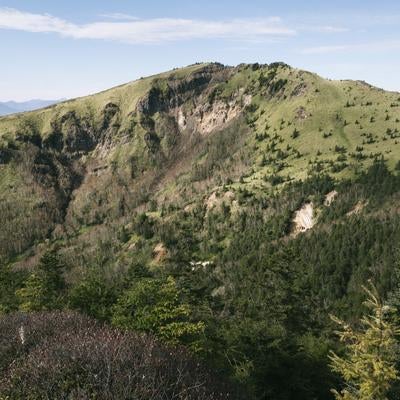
[1,62,400,399]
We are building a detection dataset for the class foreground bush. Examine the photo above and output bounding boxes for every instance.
[0,311,238,399]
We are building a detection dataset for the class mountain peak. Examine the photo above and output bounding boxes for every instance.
[0,98,65,116]
[0,62,399,260]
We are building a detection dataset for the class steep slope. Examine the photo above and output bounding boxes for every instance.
[0,62,398,262]
[1,62,400,400]
[0,62,399,262]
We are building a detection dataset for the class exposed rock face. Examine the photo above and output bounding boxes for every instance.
[101,103,120,131]
[295,106,310,121]
[188,94,251,136]
[63,116,95,154]
[0,148,12,164]
[44,111,96,154]
[144,131,161,153]
[291,83,307,97]
[2,60,399,266]
[324,190,338,206]
[205,191,235,211]
[177,109,187,130]
[153,242,168,263]
[292,203,315,235]
[347,201,367,216]
[136,63,230,116]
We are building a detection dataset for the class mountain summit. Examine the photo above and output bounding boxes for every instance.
[1,62,400,399]
[0,62,399,259]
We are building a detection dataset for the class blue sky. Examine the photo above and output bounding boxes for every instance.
[0,0,399,101]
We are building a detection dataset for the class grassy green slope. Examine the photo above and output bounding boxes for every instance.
[1,63,400,400]
[239,67,400,186]
[0,63,209,138]
[1,62,398,181]
[0,62,399,263]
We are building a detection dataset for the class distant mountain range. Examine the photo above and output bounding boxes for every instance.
[0,99,65,116]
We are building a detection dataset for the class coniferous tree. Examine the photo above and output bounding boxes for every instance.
[68,272,117,321]
[16,251,66,311]
[329,283,399,400]
[112,276,205,351]
[0,264,27,314]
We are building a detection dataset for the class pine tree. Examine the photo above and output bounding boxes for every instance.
[329,282,399,400]
[68,273,117,321]
[112,276,205,351]
[16,251,66,311]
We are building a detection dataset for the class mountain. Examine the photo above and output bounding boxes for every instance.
[0,61,398,258]
[1,62,400,399]
[0,98,65,116]
[0,103,18,115]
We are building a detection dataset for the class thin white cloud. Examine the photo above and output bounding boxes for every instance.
[300,40,400,55]
[312,26,349,33]
[98,13,140,21]
[0,8,74,33]
[0,8,296,43]
[300,45,349,55]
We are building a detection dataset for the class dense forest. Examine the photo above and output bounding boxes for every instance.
[1,163,400,399]
[1,62,400,399]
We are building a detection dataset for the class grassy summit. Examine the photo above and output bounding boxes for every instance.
[0,62,399,261]
[1,62,398,182]
[1,62,400,400]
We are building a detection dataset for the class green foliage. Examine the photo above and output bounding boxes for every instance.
[0,265,27,314]
[112,276,205,351]
[291,128,300,139]
[15,115,41,146]
[16,251,66,312]
[329,283,399,400]
[190,119,249,182]
[3,164,400,399]
[68,270,118,321]
[2,63,400,399]
[134,212,154,239]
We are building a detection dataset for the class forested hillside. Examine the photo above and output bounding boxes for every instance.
[1,62,400,399]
